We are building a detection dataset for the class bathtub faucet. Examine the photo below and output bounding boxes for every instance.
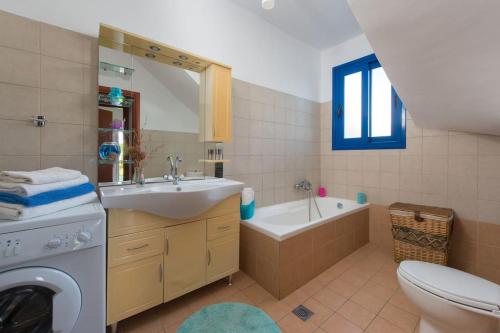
[295,179,312,191]
[294,179,322,221]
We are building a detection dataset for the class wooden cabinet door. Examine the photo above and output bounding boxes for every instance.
[107,255,163,324]
[164,220,207,302]
[206,233,239,284]
[211,64,232,142]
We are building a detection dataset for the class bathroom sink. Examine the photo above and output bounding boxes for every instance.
[99,178,244,219]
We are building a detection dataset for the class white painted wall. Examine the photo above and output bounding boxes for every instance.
[0,0,321,101]
[99,47,199,133]
[319,34,373,102]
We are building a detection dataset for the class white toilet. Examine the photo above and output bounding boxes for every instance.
[397,260,500,333]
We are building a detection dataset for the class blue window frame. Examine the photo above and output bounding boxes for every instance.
[332,54,406,150]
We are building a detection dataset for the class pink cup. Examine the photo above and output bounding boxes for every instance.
[318,187,326,197]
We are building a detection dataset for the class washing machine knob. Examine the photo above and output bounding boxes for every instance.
[77,231,92,243]
[47,238,62,249]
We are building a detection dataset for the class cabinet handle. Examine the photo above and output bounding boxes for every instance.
[207,250,211,266]
[165,239,169,255]
[126,244,149,251]
[217,225,231,231]
[159,263,163,282]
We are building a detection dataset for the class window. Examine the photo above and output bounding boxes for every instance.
[332,54,405,150]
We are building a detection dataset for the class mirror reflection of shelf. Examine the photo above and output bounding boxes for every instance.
[98,128,133,134]
[98,159,134,165]
[199,159,230,163]
[99,61,135,76]
[98,93,134,108]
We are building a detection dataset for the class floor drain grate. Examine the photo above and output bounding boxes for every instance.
[292,305,314,322]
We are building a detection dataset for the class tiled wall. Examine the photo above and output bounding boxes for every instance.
[141,129,205,178]
[0,10,98,183]
[320,101,500,283]
[225,79,321,207]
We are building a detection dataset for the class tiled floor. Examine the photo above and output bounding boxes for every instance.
[117,243,421,333]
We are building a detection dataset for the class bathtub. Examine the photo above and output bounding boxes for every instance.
[239,196,370,299]
[241,197,369,241]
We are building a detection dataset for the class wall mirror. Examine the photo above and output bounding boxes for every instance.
[97,25,232,185]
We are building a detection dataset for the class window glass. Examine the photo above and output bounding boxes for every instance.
[370,67,392,137]
[343,71,362,139]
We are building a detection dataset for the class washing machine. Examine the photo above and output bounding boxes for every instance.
[0,202,106,333]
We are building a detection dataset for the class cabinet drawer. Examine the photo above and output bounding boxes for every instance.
[108,229,164,267]
[207,213,240,240]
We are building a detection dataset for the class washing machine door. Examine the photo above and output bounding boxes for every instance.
[0,267,81,333]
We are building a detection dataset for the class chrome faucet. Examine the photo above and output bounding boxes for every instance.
[166,155,182,185]
[294,179,322,221]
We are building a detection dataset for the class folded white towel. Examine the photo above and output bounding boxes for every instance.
[0,192,97,220]
[0,175,90,197]
[0,167,82,184]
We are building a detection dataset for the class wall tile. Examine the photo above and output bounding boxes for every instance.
[0,83,40,120]
[0,155,40,171]
[0,120,40,155]
[0,10,40,52]
[41,23,86,63]
[449,134,477,155]
[41,89,85,125]
[0,46,40,87]
[41,123,83,155]
[41,155,84,171]
[41,56,84,93]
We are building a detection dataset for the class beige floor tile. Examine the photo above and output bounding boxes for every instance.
[302,297,334,326]
[328,278,360,298]
[279,312,318,333]
[379,303,419,332]
[370,269,399,291]
[218,289,255,305]
[320,313,363,333]
[338,266,374,287]
[241,283,274,305]
[388,289,420,316]
[282,288,310,308]
[259,299,291,321]
[366,316,407,333]
[337,300,376,329]
[299,277,326,297]
[231,271,256,290]
[312,286,348,311]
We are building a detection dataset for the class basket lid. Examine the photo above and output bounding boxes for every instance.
[389,202,453,221]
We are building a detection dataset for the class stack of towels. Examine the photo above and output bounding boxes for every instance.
[0,167,97,220]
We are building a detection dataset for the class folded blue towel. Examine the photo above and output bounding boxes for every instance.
[0,182,95,207]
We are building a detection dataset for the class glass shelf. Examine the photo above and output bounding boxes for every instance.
[98,159,134,165]
[98,128,133,134]
[98,93,133,108]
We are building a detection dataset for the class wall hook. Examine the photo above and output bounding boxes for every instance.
[32,115,47,127]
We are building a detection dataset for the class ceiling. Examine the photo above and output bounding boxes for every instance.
[232,0,362,50]
[348,0,500,135]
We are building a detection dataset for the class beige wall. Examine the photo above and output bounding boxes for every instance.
[225,79,321,207]
[320,101,500,283]
[0,10,98,183]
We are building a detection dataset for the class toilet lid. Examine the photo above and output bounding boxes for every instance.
[399,261,500,312]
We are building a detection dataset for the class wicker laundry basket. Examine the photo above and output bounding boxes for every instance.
[389,202,454,265]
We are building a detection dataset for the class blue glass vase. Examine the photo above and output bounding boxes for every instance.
[99,142,121,161]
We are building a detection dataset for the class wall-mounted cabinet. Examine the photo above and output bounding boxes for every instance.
[200,64,233,143]
[106,195,240,328]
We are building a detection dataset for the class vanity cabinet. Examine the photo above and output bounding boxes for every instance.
[200,64,232,142]
[164,220,207,302]
[106,195,240,326]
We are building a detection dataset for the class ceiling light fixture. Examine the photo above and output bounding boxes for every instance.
[262,0,274,10]
[145,53,156,59]
[149,45,161,52]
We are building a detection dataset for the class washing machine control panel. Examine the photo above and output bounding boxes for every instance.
[0,218,104,267]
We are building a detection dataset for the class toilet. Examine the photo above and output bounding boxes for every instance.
[397,260,500,333]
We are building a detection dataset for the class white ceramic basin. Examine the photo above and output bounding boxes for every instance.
[99,178,244,220]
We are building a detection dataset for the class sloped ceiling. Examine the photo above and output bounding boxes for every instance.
[347,0,500,135]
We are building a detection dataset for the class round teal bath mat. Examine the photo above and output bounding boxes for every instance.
[177,302,280,333]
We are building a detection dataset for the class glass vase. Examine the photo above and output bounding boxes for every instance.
[133,167,145,185]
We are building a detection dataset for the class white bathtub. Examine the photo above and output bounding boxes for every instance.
[241,197,369,241]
